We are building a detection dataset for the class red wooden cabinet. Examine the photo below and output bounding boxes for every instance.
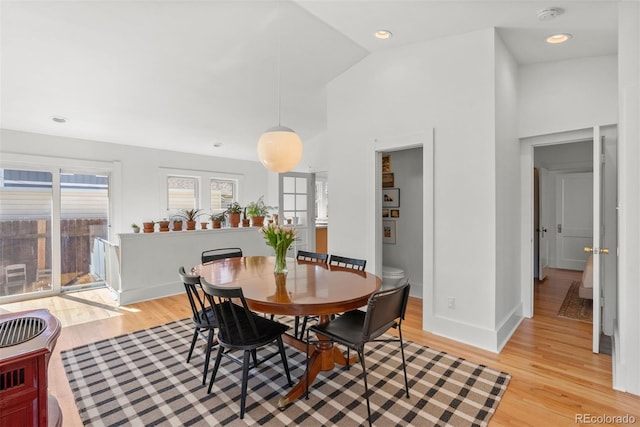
[0,309,62,427]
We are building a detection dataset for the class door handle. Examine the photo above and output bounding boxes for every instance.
[584,247,610,254]
[557,224,562,233]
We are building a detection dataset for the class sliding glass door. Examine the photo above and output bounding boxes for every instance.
[0,165,112,301]
[0,168,54,297]
[60,172,110,291]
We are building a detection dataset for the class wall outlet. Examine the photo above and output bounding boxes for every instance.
[447,297,455,309]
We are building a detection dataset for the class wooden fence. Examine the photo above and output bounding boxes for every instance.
[0,218,108,285]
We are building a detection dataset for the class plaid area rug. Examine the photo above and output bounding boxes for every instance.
[558,281,593,323]
[62,318,510,426]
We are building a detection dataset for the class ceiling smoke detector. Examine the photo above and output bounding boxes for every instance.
[537,7,564,21]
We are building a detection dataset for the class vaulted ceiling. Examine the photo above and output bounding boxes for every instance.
[0,1,619,161]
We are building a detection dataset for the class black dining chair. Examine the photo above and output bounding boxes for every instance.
[178,266,218,385]
[329,254,367,271]
[294,250,329,339]
[201,247,243,264]
[305,279,411,427]
[296,250,329,264]
[200,277,293,420]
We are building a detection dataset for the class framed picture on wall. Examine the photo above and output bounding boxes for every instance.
[382,154,391,173]
[383,220,396,244]
[382,188,400,208]
[382,209,390,218]
[382,173,394,188]
[390,209,400,218]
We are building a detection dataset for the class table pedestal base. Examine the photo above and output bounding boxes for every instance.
[278,319,359,409]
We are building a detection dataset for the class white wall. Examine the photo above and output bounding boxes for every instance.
[381,147,423,298]
[616,1,640,395]
[494,32,522,348]
[327,28,506,351]
[0,129,270,237]
[518,55,618,138]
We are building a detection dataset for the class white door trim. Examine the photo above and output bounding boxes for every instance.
[520,128,595,318]
[372,129,434,331]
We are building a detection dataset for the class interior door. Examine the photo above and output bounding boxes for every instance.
[555,172,593,270]
[588,128,605,353]
[279,172,315,254]
[538,168,551,280]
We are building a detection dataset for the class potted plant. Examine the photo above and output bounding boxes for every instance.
[226,202,242,228]
[142,221,155,233]
[158,218,170,232]
[131,223,140,233]
[210,212,226,229]
[246,195,274,227]
[172,218,183,231]
[242,207,250,227]
[177,208,203,230]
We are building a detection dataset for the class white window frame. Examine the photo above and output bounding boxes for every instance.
[159,167,244,219]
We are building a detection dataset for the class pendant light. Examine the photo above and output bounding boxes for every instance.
[257,5,303,173]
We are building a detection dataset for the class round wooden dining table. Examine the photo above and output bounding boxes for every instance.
[191,255,381,409]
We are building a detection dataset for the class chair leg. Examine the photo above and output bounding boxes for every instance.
[305,330,310,400]
[294,316,300,338]
[208,346,224,393]
[346,347,351,370]
[299,316,309,340]
[187,329,199,362]
[398,326,409,398]
[358,348,372,427]
[240,350,251,419]
[276,336,293,386]
[251,349,258,367]
[202,329,216,385]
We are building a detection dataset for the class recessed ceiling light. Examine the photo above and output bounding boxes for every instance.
[375,30,392,40]
[546,33,572,44]
[51,116,68,124]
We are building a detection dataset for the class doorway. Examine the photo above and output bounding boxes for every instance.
[372,130,433,331]
[521,125,618,355]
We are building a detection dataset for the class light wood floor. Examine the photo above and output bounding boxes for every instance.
[6,269,640,426]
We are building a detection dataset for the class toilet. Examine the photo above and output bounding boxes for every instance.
[381,265,406,289]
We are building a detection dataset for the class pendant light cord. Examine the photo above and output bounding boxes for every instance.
[276,2,282,127]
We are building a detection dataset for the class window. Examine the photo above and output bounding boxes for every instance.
[210,179,236,213]
[167,176,197,210]
[160,168,243,219]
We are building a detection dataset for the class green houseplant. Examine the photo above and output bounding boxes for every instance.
[226,202,242,228]
[177,208,203,230]
[210,212,226,229]
[172,218,183,231]
[131,223,140,233]
[245,196,275,227]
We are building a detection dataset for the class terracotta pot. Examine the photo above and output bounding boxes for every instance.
[242,219,250,227]
[158,220,170,232]
[251,216,265,227]
[143,222,155,233]
[186,220,197,230]
[212,220,221,229]
[228,213,241,228]
[201,222,208,230]
[172,221,183,231]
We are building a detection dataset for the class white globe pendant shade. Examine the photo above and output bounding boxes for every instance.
[257,126,303,173]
